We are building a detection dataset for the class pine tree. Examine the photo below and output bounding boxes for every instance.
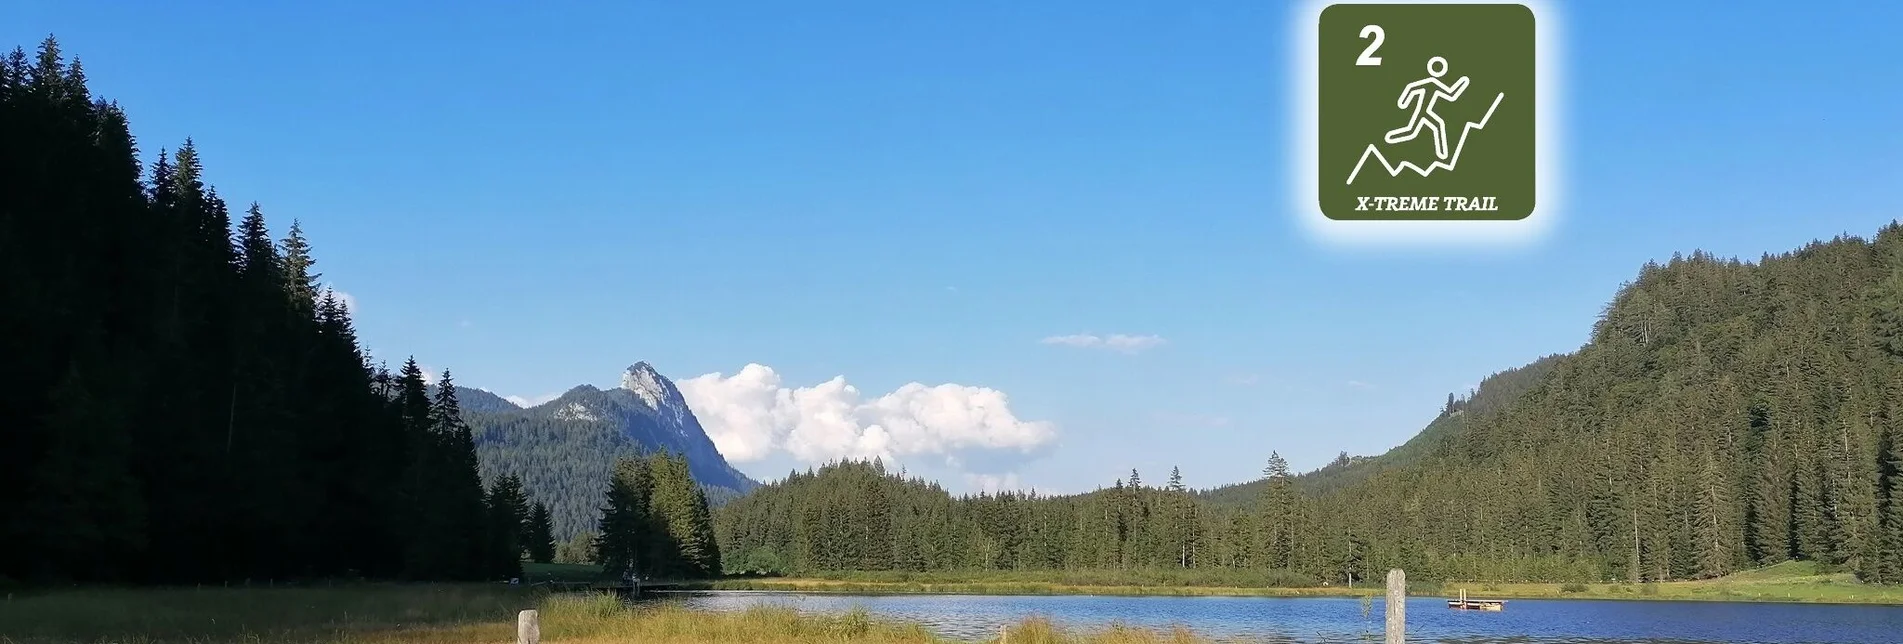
[1259,452,1296,569]
[278,219,320,315]
[526,502,557,564]
[595,457,652,579]
[1691,450,1734,577]
[396,358,443,579]
[485,474,528,578]
[861,479,895,570]
[1877,418,1903,582]
[432,369,490,579]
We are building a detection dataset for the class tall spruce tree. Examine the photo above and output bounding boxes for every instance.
[526,502,558,564]
[482,474,527,579]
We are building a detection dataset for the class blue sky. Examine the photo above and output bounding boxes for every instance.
[11,0,1900,494]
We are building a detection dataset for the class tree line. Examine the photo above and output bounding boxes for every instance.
[715,230,1903,585]
[0,37,554,584]
[713,457,1358,584]
[568,451,722,580]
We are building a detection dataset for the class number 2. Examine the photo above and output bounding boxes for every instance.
[1356,25,1384,66]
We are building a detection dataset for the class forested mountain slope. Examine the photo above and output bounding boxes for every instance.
[1313,233,1903,583]
[446,385,521,415]
[1198,354,1564,505]
[468,363,758,541]
[716,227,1903,584]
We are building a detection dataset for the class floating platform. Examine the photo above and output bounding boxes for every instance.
[1448,589,1505,611]
[1447,599,1506,611]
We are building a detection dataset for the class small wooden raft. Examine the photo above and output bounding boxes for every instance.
[1447,588,1506,611]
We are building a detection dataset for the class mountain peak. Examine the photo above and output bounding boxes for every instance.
[621,361,679,410]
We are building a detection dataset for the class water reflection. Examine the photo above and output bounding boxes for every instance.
[638,591,1903,644]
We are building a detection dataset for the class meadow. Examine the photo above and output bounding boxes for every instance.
[0,585,1235,644]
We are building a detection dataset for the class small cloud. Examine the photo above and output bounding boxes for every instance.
[964,472,1022,493]
[458,319,473,328]
[1040,333,1167,354]
[505,392,562,408]
[1226,374,1261,386]
[1346,380,1375,389]
[946,286,959,292]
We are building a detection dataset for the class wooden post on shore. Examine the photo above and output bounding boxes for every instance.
[517,609,540,644]
[1385,569,1405,644]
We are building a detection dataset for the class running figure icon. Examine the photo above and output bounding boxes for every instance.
[1383,56,1469,160]
[1342,54,1505,186]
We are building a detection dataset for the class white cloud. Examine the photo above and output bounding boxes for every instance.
[1039,333,1166,354]
[505,392,561,409]
[677,364,1057,473]
[964,472,1023,494]
[1346,380,1375,389]
[1226,373,1261,386]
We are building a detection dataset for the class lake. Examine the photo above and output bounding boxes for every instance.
[647,590,1903,643]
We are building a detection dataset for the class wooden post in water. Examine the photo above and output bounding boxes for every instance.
[517,609,540,644]
[1385,569,1405,644]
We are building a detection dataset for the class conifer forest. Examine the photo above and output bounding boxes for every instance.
[0,38,722,585]
[715,235,1903,584]
[9,35,1903,589]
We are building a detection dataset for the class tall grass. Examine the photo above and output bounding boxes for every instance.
[0,586,1250,644]
[0,584,535,643]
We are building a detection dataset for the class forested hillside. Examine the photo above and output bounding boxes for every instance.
[0,38,547,584]
[468,364,757,542]
[716,230,1903,585]
[1199,353,1564,505]
[447,385,524,415]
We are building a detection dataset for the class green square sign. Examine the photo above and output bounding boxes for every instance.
[1318,3,1536,220]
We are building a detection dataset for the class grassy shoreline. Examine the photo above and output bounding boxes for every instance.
[0,586,1237,644]
[4,562,1901,643]
[690,561,1903,606]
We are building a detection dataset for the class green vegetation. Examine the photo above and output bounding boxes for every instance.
[716,233,1903,587]
[12,33,1903,644]
[0,587,1266,644]
[0,585,536,643]
[0,36,554,586]
[522,561,607,583]
[466,379,755,544]
[594,452,722,580]
[688,562,1903,605]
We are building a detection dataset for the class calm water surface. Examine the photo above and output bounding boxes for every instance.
[648,591,1903,644]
